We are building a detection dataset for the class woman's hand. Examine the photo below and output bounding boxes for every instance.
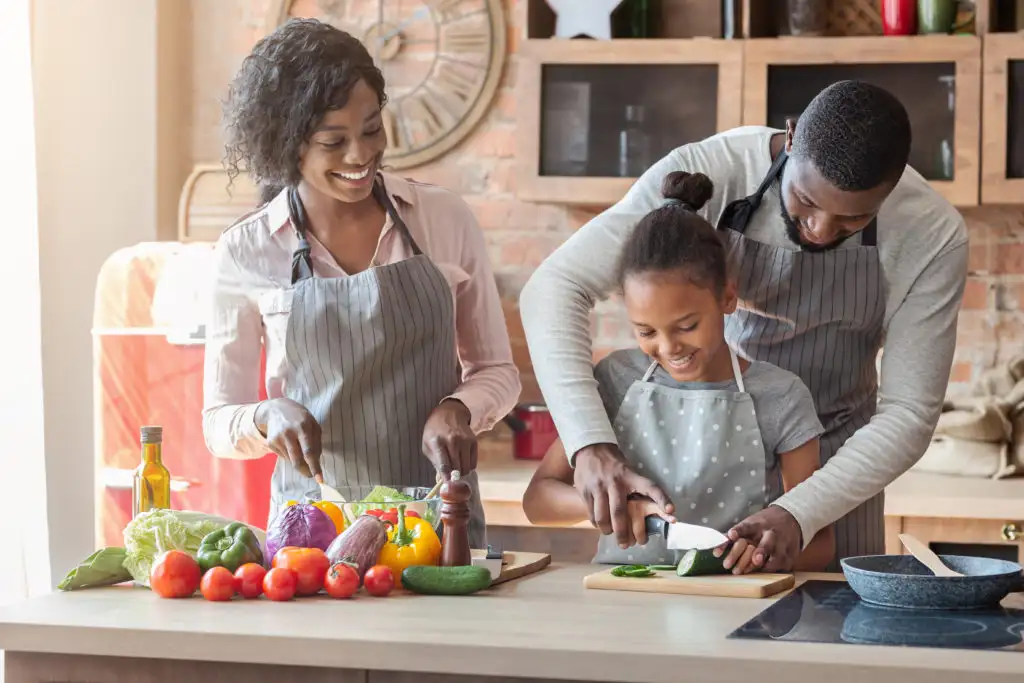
[255,398,322,479]
[422,399,476,479]
[627,497,676,547]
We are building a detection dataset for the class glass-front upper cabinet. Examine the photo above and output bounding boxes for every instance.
[516,0,744,206]
[743,36,982,207]
[981,33,1024,204]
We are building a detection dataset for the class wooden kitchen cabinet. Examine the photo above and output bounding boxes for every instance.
[883,472,1024,562]
[743,36,982,207]
[516,38,743,206]
[981,33,1024,204]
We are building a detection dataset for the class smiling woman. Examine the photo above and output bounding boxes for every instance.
[204,18,519,551]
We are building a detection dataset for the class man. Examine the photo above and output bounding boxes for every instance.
[520,80,968,570]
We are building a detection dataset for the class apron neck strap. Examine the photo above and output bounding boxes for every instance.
[642,361,660,382]
[729,347,746,393]
[287,176,424,285]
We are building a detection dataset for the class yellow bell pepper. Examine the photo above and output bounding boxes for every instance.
[285,500,346,534]
[378,504,441,588]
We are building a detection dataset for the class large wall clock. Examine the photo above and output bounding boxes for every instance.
[265,0,507,170]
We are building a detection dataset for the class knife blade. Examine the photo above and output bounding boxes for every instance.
[644,515,730,550]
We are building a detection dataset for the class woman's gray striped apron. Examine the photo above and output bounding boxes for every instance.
[267,177,487,550]
[717,149,886,568]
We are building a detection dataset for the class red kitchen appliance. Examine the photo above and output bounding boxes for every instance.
[504,403,559,460]
[92,242,276,549]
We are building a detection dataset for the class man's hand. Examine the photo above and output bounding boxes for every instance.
[422,399,477,480]
[573,443,674,549]
[719,505,803,571]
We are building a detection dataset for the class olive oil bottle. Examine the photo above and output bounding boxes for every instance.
[132,425,171,517]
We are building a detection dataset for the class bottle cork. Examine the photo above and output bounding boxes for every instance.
[439,470,472,567]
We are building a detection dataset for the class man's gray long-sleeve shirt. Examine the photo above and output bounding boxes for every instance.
[519,127,968,546]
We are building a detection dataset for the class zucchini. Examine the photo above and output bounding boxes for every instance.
[676,548,728,576]
[401,565,493,595]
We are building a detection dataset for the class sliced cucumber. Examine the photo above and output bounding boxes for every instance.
[676,548,728,576]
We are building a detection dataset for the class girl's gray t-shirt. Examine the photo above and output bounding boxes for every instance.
[594,348,825,500]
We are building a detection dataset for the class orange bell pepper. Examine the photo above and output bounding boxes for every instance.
[378,504,441,588]
[286,499,346,534]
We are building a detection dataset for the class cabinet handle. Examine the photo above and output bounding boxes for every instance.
[1001,523,1021,542]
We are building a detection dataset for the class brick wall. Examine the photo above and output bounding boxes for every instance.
[188,0,1023,404]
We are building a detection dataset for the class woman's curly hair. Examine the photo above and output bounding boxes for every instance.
[222,18,387,201]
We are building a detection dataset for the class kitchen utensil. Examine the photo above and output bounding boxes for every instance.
[314,474,347,503]
[841,554,1024,610]
[899,533,962,577]
[503,403,559,460]
[583,567,795,598]
[474,549,552,586]
[882,0,917,34]
[644,515,730,550]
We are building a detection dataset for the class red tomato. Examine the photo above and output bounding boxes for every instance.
[324,562,359,599]
[273,547,330,596]
[200,566,237,602]
[234,563,267,599]
[150,550,201,599]
[262,567,297,602]
[404,509,421,519]
[363,564,394,597]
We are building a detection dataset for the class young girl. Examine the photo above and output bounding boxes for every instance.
[522,171,835,573]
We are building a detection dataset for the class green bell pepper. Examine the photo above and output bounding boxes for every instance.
[197,522,263,573]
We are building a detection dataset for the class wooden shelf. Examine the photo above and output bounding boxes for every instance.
[981,32,1024,204]
[516,38,743,205]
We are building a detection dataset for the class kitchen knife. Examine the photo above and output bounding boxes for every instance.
[644,516,730,550]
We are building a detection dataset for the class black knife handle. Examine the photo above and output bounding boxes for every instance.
[644,515,669,539]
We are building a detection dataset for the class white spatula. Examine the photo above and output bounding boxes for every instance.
[315,474,346,503]
[899,533,963,577]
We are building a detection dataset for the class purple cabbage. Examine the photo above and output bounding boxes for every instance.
[265,504,337,560]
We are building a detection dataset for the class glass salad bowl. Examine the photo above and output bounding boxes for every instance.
[315,484,442,531]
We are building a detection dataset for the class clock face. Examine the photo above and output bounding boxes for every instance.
[269,0,506,170]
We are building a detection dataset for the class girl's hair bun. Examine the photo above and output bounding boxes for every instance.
[660,171,714,211]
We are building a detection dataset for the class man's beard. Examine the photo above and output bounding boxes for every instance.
[775,185,851,253]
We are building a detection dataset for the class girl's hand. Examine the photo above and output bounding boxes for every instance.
[627,497,676,547]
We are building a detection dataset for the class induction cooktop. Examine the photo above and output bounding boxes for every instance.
[728,580,1024,652]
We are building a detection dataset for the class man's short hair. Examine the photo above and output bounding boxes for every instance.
[791,80,912,192]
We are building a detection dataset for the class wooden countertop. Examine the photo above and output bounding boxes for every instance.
[477,436,1024,525]
[1,566,1022,683]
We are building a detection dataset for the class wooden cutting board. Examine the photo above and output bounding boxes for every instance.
[470,550,551,586]
[583,567,795,598]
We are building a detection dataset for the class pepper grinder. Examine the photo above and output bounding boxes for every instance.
[440,470,472,567]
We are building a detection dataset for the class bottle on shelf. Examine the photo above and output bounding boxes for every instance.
[132,425,171,518]
[618,104,651,178]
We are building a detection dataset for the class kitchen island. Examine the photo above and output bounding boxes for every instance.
[1,564,1022,683]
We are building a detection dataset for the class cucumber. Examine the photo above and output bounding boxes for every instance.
[401,565,493,595]
[676,548,728,576]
